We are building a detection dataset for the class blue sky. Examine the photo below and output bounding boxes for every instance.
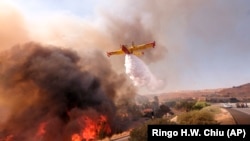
[8,0,250,92]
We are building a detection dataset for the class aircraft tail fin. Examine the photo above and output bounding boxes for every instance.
[152,41,156,48]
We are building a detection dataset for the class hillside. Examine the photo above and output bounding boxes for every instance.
[218,83,250,97]
[157,83,250,102]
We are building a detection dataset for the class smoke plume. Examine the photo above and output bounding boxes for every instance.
[0,42,135,141]
[1,1,248,140]
[125,55,164,91]
[0,1,29,51]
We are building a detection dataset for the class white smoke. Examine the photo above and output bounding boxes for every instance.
[124,54,164,91]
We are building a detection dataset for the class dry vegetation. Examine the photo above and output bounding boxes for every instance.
[214,107,236,124]
[158,83,250,102]
[98,83,250,140]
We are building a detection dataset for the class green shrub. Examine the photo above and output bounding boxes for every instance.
[202,105,221,114]
[192,101,210,110]
[174,100,196,112]
[177,110,218,125]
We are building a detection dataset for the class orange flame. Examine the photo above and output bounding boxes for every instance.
[71,134,82,141]
[71,115,111,141]
[1,135,14,141]
[36,122,47,138]
[0,122,47,141]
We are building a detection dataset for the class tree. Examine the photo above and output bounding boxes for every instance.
[155,104,173,118]
[174,100,196,112]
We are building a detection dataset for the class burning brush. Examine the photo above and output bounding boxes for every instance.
[0,42,135,141]
[71,115,111,141]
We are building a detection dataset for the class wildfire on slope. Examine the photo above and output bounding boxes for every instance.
[0,42,136,141]
[71,115,111,141]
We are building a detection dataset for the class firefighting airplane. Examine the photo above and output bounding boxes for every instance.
[106,41,156,57]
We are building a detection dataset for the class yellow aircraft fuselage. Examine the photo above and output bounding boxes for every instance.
[106,41,155,57]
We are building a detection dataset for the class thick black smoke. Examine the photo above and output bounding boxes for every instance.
[0,42,136,141]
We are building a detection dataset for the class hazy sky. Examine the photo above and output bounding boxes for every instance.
[5,0,250,93]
